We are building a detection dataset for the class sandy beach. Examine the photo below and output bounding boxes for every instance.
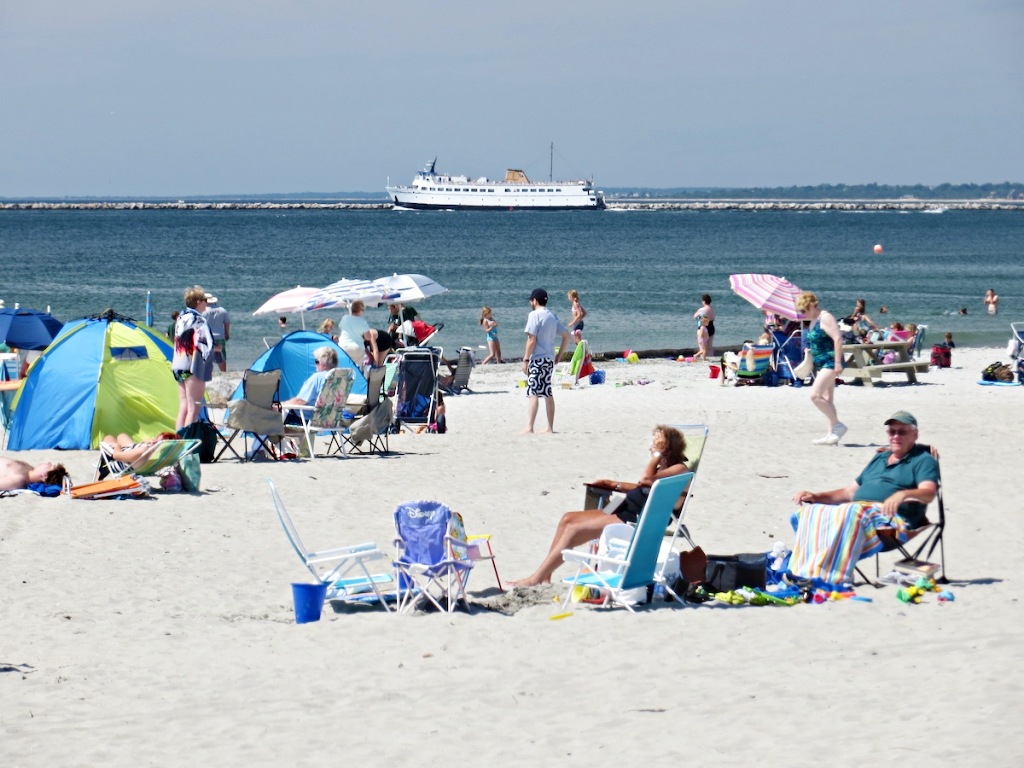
[2,346,1022,766]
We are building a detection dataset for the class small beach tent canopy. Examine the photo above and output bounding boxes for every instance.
[8,311,178,450]
[0,307,65,351]
[239,330,367,401]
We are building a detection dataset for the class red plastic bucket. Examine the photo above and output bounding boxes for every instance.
[708,365,721,379]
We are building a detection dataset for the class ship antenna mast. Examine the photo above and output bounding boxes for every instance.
[550,142,553,182]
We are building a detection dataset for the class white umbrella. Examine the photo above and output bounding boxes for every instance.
[373,273,448,303]
[302,278,386,312]
[253,286,320,329]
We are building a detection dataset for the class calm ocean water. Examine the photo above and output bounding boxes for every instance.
[2,208,1021,369]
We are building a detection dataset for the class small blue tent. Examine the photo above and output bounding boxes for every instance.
[9,311,178,450]
[241,331,367,400]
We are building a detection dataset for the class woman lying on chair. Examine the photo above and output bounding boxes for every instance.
[508,426,689,587]
[100,432,178,476]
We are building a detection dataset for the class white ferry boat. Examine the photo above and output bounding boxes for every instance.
[386,158,605,211]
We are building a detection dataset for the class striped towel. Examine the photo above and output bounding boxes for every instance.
[788,502,908,584]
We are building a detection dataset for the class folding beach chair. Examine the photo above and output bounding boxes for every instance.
[772,328,806,384]
[439,348,475,395]
[285,367,355,458]
[214,369,283,461]
[343,366,393,455]
[392,347,441,430]
[96,438,202,481]
[560,472,693,612]
[392,500,475,613]
[67,475,150,500]
[449,511,503,592]
[268,479,393,610]
[553,339,595,389]
[721,344,774,386]
[858,444,948,585]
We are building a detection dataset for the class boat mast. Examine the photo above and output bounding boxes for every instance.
[550,142,553,182]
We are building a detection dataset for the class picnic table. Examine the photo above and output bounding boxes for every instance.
[841,340,929,387]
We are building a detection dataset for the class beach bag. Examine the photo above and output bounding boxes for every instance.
[704,553,767,592]
[982,361,1014,382]
[178,418,218,463]
[930,344,951,368]
[792,349,814,379]
[178,453,201,492]
[156,465,183,492]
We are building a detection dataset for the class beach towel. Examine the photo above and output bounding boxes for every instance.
[789,502,908,585]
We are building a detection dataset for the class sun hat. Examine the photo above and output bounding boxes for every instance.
[884,410,917,427]
[204,293,219,304]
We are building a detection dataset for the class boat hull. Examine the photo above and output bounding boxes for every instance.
[386,160,605,211]
[389,197,605,211]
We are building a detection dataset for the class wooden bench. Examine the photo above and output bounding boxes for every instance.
[842,340,929,387]
[843,360,930,385]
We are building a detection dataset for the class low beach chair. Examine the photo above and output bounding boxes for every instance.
[721,344,773,386]
[268,479,393,610]
[449,510,503,592]
[97,438,202,481]
[439,348,475,395]
[560,472,693,612]
[553,339,595,389]
[392,500,475,613]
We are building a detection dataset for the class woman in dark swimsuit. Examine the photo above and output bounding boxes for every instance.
[796,291,846,446]
[508,426,689,587]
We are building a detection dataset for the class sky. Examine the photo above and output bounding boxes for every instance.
[2,1,1022,196]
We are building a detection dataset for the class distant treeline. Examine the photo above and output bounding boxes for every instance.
[606,182,1024,200]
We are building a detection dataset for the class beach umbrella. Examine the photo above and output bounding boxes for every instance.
[373,273,448,303]
[302,278,385,312]
[0,307,65,351]
[728,273,804,320]
[253,286,320,330]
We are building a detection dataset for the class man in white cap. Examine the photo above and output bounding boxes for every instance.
[788,411,940,583]
[522,288,570,434]
[202,293,230,373]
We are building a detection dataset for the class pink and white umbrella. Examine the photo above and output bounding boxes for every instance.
[253,286,321,329]
[728,273,804,320]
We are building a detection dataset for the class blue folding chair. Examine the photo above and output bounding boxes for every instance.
[393,500,474,613]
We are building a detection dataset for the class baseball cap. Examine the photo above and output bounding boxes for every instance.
[529,288,548,303]
[884,410,917,427]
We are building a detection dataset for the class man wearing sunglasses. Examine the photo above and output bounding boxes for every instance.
[793,411,938,526]
[788,411,940,583]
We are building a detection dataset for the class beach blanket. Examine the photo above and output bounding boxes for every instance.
[789,502,908,585]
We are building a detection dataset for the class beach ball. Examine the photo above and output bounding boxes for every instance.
[873,244,884,254]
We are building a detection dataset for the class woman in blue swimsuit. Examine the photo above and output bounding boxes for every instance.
[795,291,847,446]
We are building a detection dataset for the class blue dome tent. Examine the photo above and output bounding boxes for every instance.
[239,331,367,401]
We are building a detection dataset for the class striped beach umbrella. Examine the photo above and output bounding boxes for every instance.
[728,273,804,320]
[302,278,385,312]
[253,286,321,330]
